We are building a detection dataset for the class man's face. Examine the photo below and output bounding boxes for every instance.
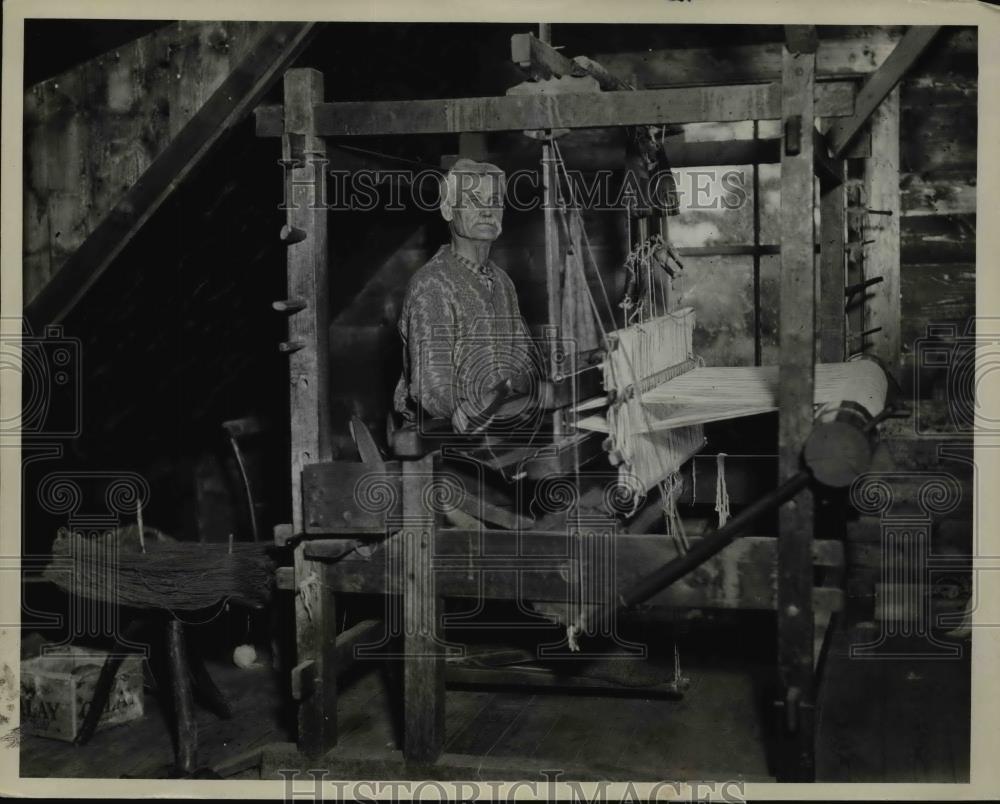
[446,172,504,241]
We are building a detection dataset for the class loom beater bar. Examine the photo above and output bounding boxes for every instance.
[574,470,811,636]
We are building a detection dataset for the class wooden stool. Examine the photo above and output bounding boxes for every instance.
[45,529,273,776]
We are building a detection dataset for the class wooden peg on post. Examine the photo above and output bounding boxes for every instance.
[280,224,307,245]
[272,298,307,314]
[278,339,305,354]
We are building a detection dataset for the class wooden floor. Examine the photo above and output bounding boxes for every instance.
[18,619,969,782]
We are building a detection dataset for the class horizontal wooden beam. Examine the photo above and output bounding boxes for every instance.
[307,531,844,612]
[440,140,782,171]
[442,134,868,173]
[829,26,941,158]
[257,87,853,139]
[25,22,319,327]
[671,138,779,167]
[308,82,853,137]
[676,244,823,258]
[445,665,685,695]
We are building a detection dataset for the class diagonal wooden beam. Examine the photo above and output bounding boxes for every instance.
[828,26,940,158]
[25,22,320,327]
[511,32,588,83]
[512,32,634,91]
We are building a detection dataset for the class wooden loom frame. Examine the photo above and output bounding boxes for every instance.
[257,26,916,782]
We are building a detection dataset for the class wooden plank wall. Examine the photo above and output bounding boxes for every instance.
[896,29,977,399]
[596,26,976,398]
[23,21,270,306]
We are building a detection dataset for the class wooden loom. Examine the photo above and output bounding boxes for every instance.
[255,26,917,782]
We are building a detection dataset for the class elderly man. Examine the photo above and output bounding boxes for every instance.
[393,159,537,433]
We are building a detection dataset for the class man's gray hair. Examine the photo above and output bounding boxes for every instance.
[440,158,506,213]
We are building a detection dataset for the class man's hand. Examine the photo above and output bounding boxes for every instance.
[509,369,534,395]
[451,377,515,434]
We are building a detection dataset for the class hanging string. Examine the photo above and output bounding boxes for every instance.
[552,140,619,327]
[691,457,697,504]
[549,140,701,513]
[715,452,730,527]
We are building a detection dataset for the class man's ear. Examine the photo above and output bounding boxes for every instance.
[440,202,454,223]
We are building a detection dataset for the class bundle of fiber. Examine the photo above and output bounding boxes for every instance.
[44,526,274,612]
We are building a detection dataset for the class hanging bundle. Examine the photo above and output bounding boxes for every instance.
[660,471,689,553]
[715,452,730,527]
[44,526,274,612]
[620,234,682,324]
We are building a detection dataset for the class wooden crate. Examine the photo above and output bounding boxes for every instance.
[20,645,144,742]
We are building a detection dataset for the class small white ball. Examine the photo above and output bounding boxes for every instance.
[233,644,257,668]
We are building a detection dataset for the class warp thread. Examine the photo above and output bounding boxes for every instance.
[602,311,703,497]
[715,452,730,527]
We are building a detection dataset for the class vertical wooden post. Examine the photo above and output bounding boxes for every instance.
[864,87,901,371]
[777,45,817,782]
[752,121,763,366]
[542,141,562,371]
[282,67,336,758]
[283,67,332,528]
[403,455,446,763]
[819,168,847,362]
